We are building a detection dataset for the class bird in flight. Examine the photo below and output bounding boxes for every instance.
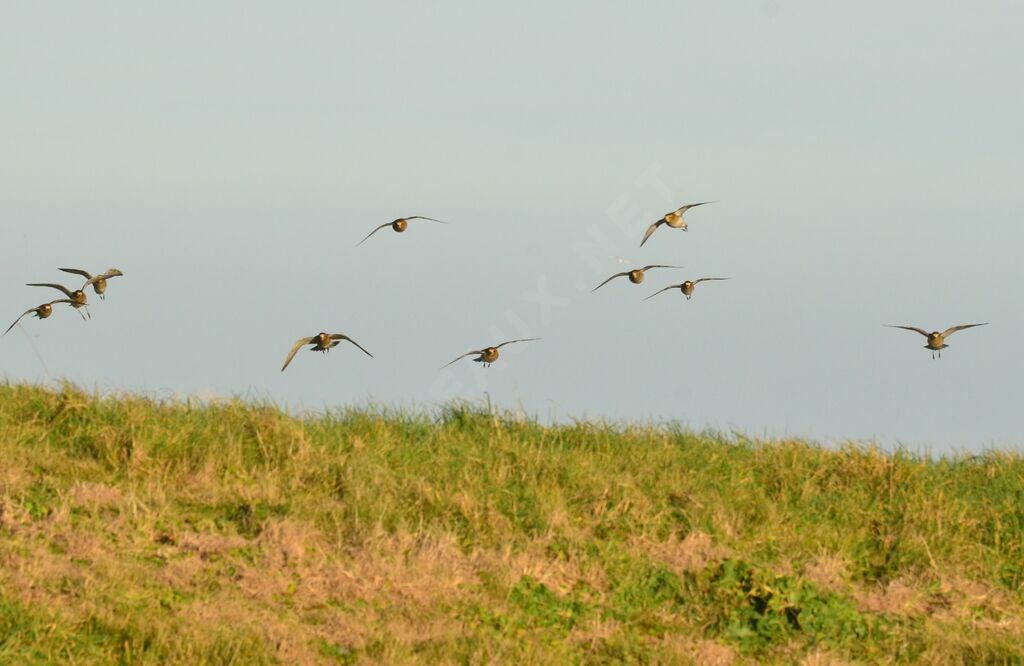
[640,202,714,247]
[26,282,90,319]
[886,323,988,359]
[357,216,447,245]
[592,265,681,292]
[442,338,540,368]
[59,268,124,300]
[645,278,729,301]
[281,332,374,371]
[4,299,80,336]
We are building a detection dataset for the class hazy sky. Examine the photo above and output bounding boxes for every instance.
[2,2,1022,451]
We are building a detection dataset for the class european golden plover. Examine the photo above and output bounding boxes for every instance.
[886,323,988,359]
[640,202,714,247]
[281,332,374,371]
[442,338,540,368]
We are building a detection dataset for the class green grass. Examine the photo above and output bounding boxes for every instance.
[0,382,1022,664]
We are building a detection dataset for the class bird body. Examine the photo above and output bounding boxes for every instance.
[886,324,987,359]
[281,332,374,371]
[645,278,729,301]
[592,265,680,292]
[640,202,714,246]
[358,215,447,245]
[443,338,539,368]
[662,210,687,230]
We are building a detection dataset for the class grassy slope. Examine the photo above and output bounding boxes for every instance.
[0,384,1022,664]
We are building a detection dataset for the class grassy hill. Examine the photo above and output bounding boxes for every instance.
[0,383,1022,664]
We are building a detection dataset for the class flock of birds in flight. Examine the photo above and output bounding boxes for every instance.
[5,206,988,365]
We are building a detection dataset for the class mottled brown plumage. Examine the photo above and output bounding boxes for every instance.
[26,282,89,319]
[640,202,714,247]
[59,267,124,300]
[886,323,988,359]
[358,216,447,245]
[4,299,80,336]
[645,278,729,301]
[442,338,540,369]
[281,332,374,371]
[592,265,681,292]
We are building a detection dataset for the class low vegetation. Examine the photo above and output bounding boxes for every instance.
[0,382,1022,664]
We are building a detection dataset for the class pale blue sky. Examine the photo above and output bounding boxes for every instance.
[2,2,1022,451]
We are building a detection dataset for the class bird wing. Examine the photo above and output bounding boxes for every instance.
[59,268,93,281]
[3,309,35,336]
[693,277,729,285]
[405,216,448,224]
[640,264,680,272]
[644,284,682,300]
[281,337,315,372]
[86,268,124,286]
[886,325,931,338]
[495,338,540,349]
[357,223,391,246]
[941,323,988,338]
[676,201,715,214]
[640,220,664,247]
[81,268,124,291]
[592,272,629,291]
[442,350,484,369]
[26,283,73,297]
[330,334,374,358]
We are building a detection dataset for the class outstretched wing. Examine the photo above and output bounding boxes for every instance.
[495,338,540,349]
[640,264,680,272]
[640,220,664,247]
[59,268,93,281]
[676,201,715,214]
[644,284,682,300]
[357,223,391,246]
[886,325,930,338]
[84,268,124,287]
[26,282,73,298]
[592,272,629,291]
[405,216,448,224]
[3,308,35,336]
[941,323,988,338]
[281,337,315,372]
[330,333,374,358]
[442,350,483,369]
[693,277,729,285]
